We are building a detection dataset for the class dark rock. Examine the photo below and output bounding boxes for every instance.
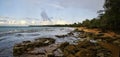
[23,40,31,43]
[13,38,55,56]
[16,34,23,36]
[59,42,69,51]
[68,32,74,36]
[96,33,104,37]
[13,46,25,56]
[73,29,84,33]
[55,35,68,38]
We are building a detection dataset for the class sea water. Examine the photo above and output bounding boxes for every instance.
[0,26,78,57]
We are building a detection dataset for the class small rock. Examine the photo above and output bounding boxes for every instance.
[97,53,104,57]
[47,53,54,57]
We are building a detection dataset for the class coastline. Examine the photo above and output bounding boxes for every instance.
[13,27,120,57]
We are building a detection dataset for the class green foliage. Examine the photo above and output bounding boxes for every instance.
[80,0,120,31]
[103,0,120,30]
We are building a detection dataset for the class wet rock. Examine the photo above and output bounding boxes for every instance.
[16,34,23,37]
[35,38,55,45]
[27,34,40,36]
[55,35,68,38]
[67,32,74,36]
[13,38,55,56]
[23,40,31,43]
[13,45,29,56]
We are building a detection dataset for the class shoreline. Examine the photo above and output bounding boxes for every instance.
[12,27,120,57]
[76,27,120,38]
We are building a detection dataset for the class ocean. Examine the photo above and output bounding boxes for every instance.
[0,26,79,57]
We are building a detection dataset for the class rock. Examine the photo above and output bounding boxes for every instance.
[16,34,23,36]
[96,33,104,37]
[35,38,55,46]
[113,39,120,46]
[97,53,104,57]
[67,54,75,57]
[46,53,54,57]
[13,46,25,56]
[73,29,84,33]
[27,50,45,55]
[75,49,94,57]
[53,49,64,57]
[79,34,86,38]
[23,40,31,43]
[68,32,74,36]
[96,39,102,42]
[64,45,77,54]
[55,35,67,38]
[59,42,69,51]
[26,48,33,51]
[13,38,55,56]
[44,40,50,44]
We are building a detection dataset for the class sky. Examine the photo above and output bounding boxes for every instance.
[0,0,104,26]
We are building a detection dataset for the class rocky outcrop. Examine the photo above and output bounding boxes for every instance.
[13,38,55,56]
[59,40,113,57]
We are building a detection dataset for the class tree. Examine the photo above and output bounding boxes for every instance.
[103,0,120,30]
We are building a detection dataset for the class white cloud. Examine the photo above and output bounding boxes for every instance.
[20,20,27,25]
[0,22,4,24]
[40,19,69,25]
[48,3,65,9]
[53,19,69,25]
[0,16,70,26]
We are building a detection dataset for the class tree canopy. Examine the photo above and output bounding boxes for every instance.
[80,0,120,31]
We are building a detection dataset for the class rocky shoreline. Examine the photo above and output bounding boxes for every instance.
[13,28,120,57]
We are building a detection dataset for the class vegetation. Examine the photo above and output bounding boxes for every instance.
[81,0,120,32]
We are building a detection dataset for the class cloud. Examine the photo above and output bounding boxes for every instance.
[40,19,69,25]
[20,20,27,25]
[48,3,65,9]
[53,19,69,25]
[0,16,69,26]
[0,22,4,24]
[25,0,104,11]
